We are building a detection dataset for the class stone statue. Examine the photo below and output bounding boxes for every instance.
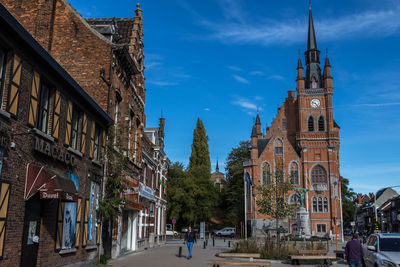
[294,187,310,209]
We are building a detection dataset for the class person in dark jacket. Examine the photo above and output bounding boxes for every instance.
[345,233,364,267]
[184,226,197,259]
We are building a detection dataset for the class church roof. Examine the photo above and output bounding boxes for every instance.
[257,138,271,157]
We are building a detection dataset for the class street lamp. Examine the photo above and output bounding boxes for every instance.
[374,185,400,233]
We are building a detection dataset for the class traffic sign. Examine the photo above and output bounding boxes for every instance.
[172,219,176,225]
[350,221,355,226]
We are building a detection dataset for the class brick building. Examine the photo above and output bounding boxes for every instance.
[243,7,343,240]
[1,0,167,259]
[0,4,112,266]
[211,160,225,191]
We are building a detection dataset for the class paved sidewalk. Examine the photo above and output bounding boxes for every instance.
[108,239,348,267]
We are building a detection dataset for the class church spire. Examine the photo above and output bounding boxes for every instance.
[307,7,317,50]
[216,160,219,172]
[304,2,321,90]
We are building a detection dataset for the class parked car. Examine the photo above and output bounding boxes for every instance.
[166,229,178,236]
[181,227,188,233]
[363,233,400,267]
[214,227,235,237]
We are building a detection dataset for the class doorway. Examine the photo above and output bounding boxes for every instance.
[21,194,42,267]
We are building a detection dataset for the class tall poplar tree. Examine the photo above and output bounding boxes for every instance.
[188,118,215,223]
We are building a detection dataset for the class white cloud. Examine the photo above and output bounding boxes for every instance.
[232,74,249,84]
[266,75,285,81]
[231,96,262,113]
[228,65,243,71]
[197,3,400,46]
[204,108,210,111]
[250,71,264,76]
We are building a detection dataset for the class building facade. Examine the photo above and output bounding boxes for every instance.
[244,7,343,240]
[0,4,112,266]
[1,0,168,259]
[211,161,225,190]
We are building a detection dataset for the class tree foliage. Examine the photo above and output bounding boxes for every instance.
[256,170,295,252]
[98,125,129,220]
[340,176,356,225]
[167,118,217,228]
[220,141,251,227]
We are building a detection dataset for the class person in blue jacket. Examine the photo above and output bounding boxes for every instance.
[184,226,197,259]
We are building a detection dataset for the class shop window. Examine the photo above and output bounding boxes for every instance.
[7,54,22,116]
[87,181,100,246]
[55,174,79,251]
[290,161,299,185]
[317,224,326,233]
[308,116,314,132]
[0,182,11,259]
[0,47,6,106]
[261,162,271,185]
[312,165,327,184]
[318,116,325,131]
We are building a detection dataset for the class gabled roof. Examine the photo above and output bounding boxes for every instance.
[257,138,270,158]
[86,18,135,45]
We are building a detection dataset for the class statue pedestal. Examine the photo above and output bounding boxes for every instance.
[296,208,311,238]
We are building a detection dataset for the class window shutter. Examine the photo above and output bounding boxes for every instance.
[28,71,40,126]
[65,101,73,145]
[0,182,10,259]
[74,198,82,248]
[52,90,61,139]
[7,55,22,116]
[80,113,87,154]
[89,121,95,158]
[55,202,64,251]
[96,216,101,245]
[83,199,89,247]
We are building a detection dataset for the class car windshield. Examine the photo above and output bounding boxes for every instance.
[379,238,400,252]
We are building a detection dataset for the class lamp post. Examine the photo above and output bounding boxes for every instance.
[374,185,400,233]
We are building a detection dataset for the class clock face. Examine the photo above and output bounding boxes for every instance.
[310,99,320,108]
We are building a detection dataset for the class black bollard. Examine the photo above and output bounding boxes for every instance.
[213,237,215,247]
[206,239,208,246]
[228,241,230,247]
[203,241,206,249]
[224,237,226,242]
[178,246,182,257]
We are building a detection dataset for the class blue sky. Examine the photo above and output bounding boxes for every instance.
[69,0,400,195]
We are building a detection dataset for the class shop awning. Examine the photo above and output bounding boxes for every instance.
[25,163,77,201]
[39,175,78,201]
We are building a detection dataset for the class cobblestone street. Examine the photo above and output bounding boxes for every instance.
[108,239,348,267]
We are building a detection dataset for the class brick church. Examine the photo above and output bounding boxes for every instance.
[244,6,342,240]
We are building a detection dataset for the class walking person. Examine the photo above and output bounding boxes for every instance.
[345,233,364,267]
[184,226,197,259]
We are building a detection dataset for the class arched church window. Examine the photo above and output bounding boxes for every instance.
[312,197,317,212]
[318,197,323,212]
[262,162,271,185]
[323,197,329,212]
[311,76,318,89]
[308,116,314,132]
[289,161,299,185]
[318,116,325,131]
[289,193,300,204]
[311,165,327,184]
[274,138,283,155]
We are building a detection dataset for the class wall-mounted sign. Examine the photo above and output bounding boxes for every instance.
[139,182,155,201]
[33,136,77,166]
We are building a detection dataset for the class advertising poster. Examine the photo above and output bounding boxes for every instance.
[62,202,76,249]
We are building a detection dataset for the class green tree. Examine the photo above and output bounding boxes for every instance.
[167,162,197,229]
[187,118,216,223]
[221,141,251,227]
[256,170,295,254]
[340,176,356,226]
